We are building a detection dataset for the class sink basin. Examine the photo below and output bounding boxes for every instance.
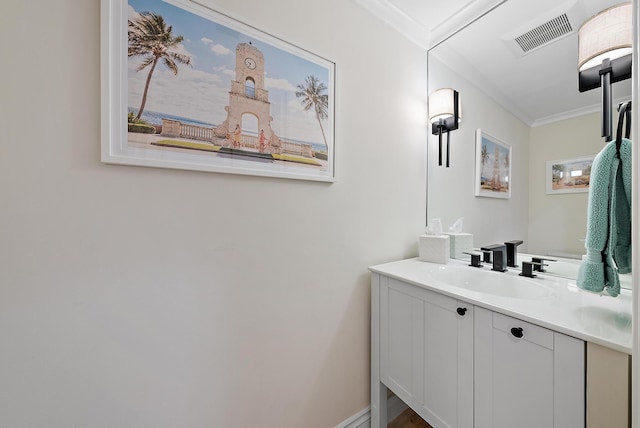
[421,263,556,299]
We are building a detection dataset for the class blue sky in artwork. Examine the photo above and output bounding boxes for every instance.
[127,0,331,145]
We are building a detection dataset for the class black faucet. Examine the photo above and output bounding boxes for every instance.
[481,244,507,272]
[504,240,523,268]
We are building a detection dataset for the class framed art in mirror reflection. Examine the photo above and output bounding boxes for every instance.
[475,129,512,199]
[546,155,595,194]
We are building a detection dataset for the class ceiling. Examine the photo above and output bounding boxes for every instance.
[353,0,632,126]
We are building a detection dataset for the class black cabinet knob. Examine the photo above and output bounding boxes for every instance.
[511,327,524,338]
[456,307,467,316]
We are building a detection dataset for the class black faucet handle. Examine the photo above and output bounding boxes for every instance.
[519,260,546,278]
[519,261,537,278]
[463,251,483,268]
[531,257,556,272]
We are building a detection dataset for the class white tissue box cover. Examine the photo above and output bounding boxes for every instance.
[444,232,473,259]
[418,234,450,264]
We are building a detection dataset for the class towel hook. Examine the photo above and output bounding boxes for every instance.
[615,101,631,159]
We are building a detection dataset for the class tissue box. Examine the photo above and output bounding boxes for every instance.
[418,234,450,264]
[444,232,473,259]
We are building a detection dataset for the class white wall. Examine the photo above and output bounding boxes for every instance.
[0,1,427,427]
[427,56,530,252]
[528,113,603,256]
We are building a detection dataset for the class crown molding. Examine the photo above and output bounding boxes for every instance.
[352,0,507,49]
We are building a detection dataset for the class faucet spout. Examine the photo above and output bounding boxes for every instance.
[481,244,507,272]
[504,240,524,268]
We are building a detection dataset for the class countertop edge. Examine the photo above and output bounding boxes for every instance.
[370,258,632,355]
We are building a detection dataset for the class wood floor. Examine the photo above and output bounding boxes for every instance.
[388,408,433,428]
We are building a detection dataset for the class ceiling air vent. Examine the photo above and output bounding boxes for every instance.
[514,14,572,53]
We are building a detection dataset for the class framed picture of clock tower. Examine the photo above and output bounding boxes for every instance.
[101,0,336,182]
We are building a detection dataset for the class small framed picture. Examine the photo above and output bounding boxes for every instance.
[545,155,595,194]
[475,129,511,199]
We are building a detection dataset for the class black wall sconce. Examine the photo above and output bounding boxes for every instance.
[578,3,632,141]
[429,88,461,167]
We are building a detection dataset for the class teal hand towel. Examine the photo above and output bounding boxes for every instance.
[577,138,632,297]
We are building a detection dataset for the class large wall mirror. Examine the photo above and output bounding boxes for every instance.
[427,0,632,285]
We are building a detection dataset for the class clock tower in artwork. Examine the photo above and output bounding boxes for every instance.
[214,42,278,149]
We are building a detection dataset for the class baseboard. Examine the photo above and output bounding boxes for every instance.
[336,407,371,428]
[335,394,408,428]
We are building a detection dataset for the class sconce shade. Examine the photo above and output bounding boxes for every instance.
[578,3,632,71]
[429,88,462,123]
[429,88,461,168]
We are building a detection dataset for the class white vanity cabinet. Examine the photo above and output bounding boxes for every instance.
[377,275,473,428]
[371,272,585,428]
[473,307,585,428]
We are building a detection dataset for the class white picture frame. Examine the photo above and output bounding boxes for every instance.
[101,0,335,182]
[545,155,595,194]
[474,129,511,199]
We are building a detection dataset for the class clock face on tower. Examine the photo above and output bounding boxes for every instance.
[244,57,256,70]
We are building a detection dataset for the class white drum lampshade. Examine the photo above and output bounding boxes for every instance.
[429,88,462,124]
[578,3,632,71]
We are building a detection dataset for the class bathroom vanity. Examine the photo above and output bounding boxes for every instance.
[370,258,632,428]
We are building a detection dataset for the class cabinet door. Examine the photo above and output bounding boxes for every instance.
[420,285,473,428]
[474,307,584,428]
[380,277,473,428]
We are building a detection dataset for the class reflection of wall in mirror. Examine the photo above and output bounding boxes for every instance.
[427,55,529,252]
[428,54,624,261]
[528,113,602,257]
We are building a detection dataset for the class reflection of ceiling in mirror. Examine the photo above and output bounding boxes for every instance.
[355,0,633,126]
[429,0,632,126]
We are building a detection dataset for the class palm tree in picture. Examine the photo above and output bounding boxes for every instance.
[552,164,564,184]
[295,75,329,152]
[480,144,489,185]
[128,12,191,121]
[503,151,510,191]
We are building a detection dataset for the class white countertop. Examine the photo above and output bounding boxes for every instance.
[370,257,632,354]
